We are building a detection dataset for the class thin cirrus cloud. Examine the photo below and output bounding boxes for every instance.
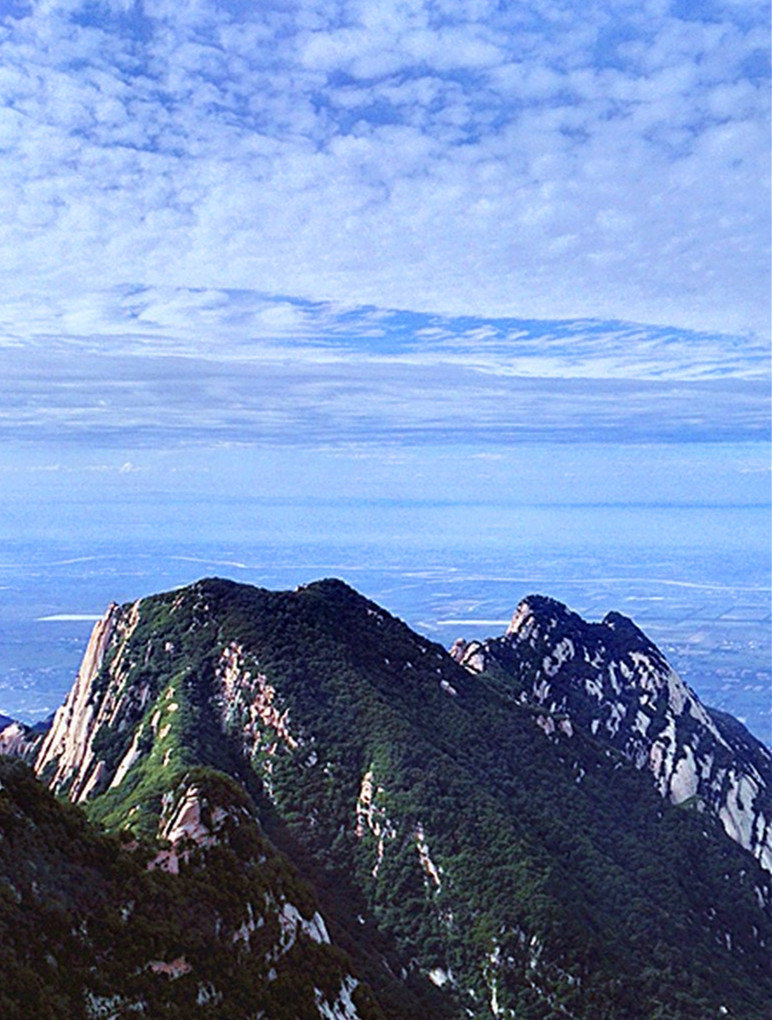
[0,331,767,449]
[0,284,768,449]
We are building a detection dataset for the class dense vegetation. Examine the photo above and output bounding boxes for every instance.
[0,757,387,1019]
[10,577,772,1019]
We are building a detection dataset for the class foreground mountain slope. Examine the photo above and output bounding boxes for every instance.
[450,594,772,871]
[0,754,395,1020]
[31,578,772,1019]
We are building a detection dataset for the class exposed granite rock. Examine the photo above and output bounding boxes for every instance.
[0,720,44,761]
[455,594,772,872]
[35,601,142,800]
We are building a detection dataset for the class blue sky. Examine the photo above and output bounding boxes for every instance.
[0,0,769,514]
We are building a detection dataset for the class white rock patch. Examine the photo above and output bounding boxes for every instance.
[315,976,362,1020]
[415,822,442,889]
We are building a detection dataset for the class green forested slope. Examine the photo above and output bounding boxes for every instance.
[23,577,772,1019]
[0,756,393,1020]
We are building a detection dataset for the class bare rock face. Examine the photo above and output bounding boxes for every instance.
[0,720,43,761]
[454,595,772,872]
[35,601,144,801]
[148,779,237,875]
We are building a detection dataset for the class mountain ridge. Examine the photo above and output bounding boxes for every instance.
[449,592,771,871]
[2,576,771,1018]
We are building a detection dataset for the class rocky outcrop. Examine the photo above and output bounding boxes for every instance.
[35,601,143,800]
[148,778,240,874]
[454,595,772,872]
[355,767,396,879]
[215,641,301,799]
[0,720,45,761]
[147,773,366,1019]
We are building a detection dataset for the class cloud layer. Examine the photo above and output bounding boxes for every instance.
[0,333,767,449]
[0,288,768,454]
[0,0,769,337]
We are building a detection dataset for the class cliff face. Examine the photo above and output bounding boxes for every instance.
[36,601,138,801]
[20,578,772,1020]
[451,595,772,873]
[0,720,39,760]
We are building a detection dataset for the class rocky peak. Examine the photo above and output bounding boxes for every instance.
[601,609,647,635]
[456,594,772,873]
[506,593,565,633]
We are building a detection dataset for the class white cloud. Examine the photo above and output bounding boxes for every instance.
[0,0,765,342]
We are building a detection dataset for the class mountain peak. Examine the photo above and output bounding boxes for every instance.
[15,576,772,1019]
[454,593,772,874]
[600,608,657,648]
[506,593,604,642]
[508,596,650,648]
[506,593,567,631]
[300,577,360,596]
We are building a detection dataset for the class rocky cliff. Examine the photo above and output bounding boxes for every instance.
[0,720,38,759]
[0,714,50,762]
[450,594,772,873]
[36,601,138,801]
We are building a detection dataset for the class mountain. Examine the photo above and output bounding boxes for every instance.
[450,594,772,872]
[5,577,771,1018]
[0,714,51,761]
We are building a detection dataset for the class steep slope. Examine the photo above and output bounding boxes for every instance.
[33,578,772,1020]
[0,715,49,761]
[0,753,393,1020]
[450,594,772,871]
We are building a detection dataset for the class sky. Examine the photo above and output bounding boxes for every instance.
[0,0,769,522]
